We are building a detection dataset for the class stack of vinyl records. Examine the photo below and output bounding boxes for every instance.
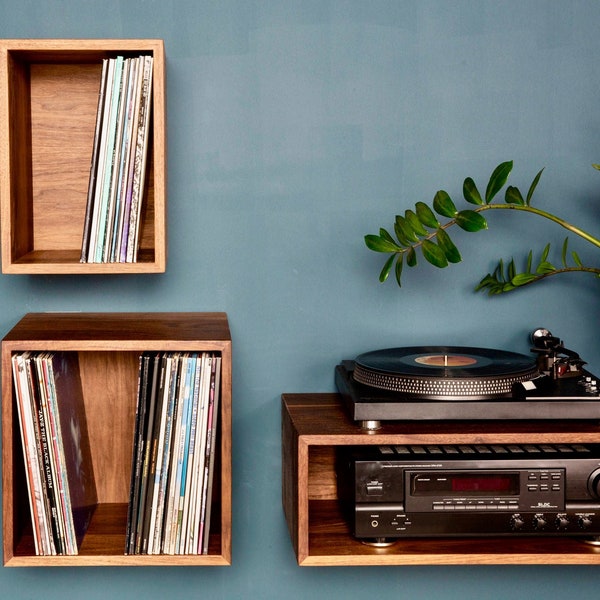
[125,351,221,555]
[11,352,97,556]
[80,54,154,263]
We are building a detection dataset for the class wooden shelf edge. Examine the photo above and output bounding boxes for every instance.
[0,39,165,52]
[4,554,231,567]
[298,552,600,567]
[1,249,165,275]
[2,264,166,275]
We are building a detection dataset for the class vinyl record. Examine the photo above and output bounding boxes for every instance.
[353,346,539,400]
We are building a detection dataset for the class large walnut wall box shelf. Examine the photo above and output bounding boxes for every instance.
[0,39,167,274]
[281,394,600,566]
[2,312,231,566]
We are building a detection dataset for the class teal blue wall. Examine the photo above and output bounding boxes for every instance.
[2,1,600,598]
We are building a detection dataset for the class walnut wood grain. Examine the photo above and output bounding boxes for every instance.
[281,393,600,566]
[0,39,166,274]
[2,312,232,566]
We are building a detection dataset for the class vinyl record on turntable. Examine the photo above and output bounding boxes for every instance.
[353,346,539,400]
[335,334,600,423]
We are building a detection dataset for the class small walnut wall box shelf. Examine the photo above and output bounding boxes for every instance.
[2,312,232,566]
[0,39,167,274]
[281,394,600,566]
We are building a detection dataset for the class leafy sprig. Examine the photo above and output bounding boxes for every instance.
[365,161,600,293]
[475,238,600,294]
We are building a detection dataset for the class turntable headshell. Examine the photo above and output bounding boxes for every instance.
[530,328,586,379]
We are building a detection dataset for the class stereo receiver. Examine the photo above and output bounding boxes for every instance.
[336,443,600,543]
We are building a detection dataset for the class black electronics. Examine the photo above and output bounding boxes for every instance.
[336,443,600,543]
[335,329,600,427]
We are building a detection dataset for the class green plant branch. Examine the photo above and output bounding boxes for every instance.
[365,161,600,293]
[476,260,600,295]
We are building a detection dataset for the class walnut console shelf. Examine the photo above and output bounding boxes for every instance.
[2,312,231,566]
[281,393,600,566]
[0,39,166,274]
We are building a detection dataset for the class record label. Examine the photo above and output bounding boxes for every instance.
[414,354,478,367]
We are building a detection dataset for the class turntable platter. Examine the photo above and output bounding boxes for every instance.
[353,346,539,400]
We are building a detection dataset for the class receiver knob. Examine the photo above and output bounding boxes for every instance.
[578,516,593,530]
[588,468,600,499]
[532,515,547,530]
[555,515,569,530]
[510,515,525,531]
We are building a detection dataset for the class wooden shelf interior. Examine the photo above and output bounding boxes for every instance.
[2,313,231,566]
[282,393,600,566]
[0,39,166,273]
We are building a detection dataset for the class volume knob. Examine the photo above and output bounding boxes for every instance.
[588,468,600,499]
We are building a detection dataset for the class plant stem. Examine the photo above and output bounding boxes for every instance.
[510,266,600,288]
[478,204,600,249]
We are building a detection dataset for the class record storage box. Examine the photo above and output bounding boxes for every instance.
[2,312,232,566]
[0,39,167,274]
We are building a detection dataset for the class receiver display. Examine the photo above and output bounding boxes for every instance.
[411,472,520,495]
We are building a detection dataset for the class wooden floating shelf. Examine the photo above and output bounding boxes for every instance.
[281,393,600,566]
[0,39,167,274]
[2,313,232,566]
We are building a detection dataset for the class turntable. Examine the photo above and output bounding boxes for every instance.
[335,329,600,428]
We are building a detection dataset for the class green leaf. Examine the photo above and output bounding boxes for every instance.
[421,239,448,268]
[405,209,428,237]
[395,215,419,243]
[526,168,544,206]
[476,271,504,294]
[455,210,488,232]
[394,220,411,246]
[379,228,398,246]
[436,228,461,263]
[406,246,417,267]
[495,259,505,281]
[561,238,568,267]
[379,254,395,282]
[415,201,440,228]
[512,273,538,287]
[365,233,401,253]
[475,275,494,292]
[572,250,583,267]
[526,250,533,273]
[485,160,513,203]
[432,190,458,218]
[394,254,403,286]
[593,163,600,171]
[505,186,525,205]
[508,258,516,280]
[536,261,556,274]
[541,243,550,262]
[463,177,484,205]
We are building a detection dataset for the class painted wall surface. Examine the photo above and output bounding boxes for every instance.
[1,1,600,598]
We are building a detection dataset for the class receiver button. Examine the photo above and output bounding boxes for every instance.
[366,483,383,496]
